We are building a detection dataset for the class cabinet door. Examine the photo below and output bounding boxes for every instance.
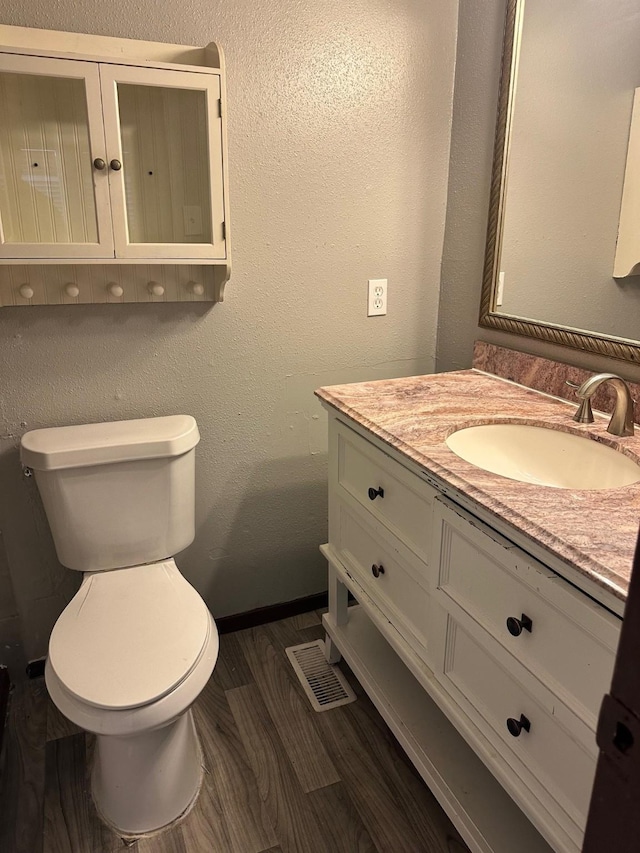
[430,497,619,729]
[99,65,226,260]
[0,54,114,259]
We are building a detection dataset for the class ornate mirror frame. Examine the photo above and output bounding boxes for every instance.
[479,0,640,365]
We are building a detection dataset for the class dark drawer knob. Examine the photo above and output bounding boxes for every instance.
[507,714,531,737]
[110,159,122,171]
[506,614,533,636]
[371,563,385,578]
[368,486,384,501]
[93,158,106,170]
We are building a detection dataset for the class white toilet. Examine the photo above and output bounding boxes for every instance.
[20,415,219,836]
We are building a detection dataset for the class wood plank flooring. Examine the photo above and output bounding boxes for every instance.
[0,611,469,853]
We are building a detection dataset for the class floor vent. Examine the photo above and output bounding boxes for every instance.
[285,640,357,712]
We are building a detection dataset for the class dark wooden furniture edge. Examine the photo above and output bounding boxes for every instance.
[584,524,640,850]
[0,666,9,757]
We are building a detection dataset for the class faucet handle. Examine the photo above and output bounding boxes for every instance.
[566,381,594,422]
[573,397,594,424]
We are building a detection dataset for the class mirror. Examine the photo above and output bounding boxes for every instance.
[480,0,640,364]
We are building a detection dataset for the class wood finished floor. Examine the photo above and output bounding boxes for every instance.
[0,611,470,853]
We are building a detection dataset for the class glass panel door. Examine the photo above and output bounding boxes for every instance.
[99,65,225,259]
[0,54,114,258]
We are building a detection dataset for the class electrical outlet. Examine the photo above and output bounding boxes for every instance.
[367,279,387,316]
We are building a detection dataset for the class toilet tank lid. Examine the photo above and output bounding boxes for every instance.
[21,415,200,470]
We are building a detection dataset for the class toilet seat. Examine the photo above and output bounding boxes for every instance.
[45,611,219,738]
[48,559,210,711]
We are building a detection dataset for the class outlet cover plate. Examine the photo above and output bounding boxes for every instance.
[367,278,387,316]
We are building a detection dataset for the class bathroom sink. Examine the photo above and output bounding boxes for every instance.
[445,423,640,489]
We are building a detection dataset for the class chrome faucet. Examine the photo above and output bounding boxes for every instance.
[569,373,635,437]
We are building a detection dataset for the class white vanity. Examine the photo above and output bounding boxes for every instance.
[317,368,630,853]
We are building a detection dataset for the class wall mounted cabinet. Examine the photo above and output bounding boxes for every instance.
[0,25,230,304]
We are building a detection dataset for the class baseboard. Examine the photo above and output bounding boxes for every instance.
[26,658,46,679]
[216,591,329,635]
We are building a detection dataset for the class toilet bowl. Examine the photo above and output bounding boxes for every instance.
[20,415,217,835]
[46,624,218,834]
[44,559,219,834]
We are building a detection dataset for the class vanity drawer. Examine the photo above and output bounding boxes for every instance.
[440,612,596,836]
[433,497,620,728]
[333,498,430,656]
[333,421,437,562]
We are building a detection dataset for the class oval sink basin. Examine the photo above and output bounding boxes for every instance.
[445,423,640,489]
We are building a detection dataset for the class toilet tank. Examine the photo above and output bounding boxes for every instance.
[20,415,200,572]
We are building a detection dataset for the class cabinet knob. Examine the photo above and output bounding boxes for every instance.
[148,281,165,297]
[19,284,34,300]
[371,563,385,578]
[506,614,533,637]
[108,282,124,298]
[110,159,122,171]
[368,486,384,501]
[93,158,106,170]
[188,281,204,296]
[64,283,80,298]
[506,714,531,737]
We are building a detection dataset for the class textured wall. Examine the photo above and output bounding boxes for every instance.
[0,0,458,672]
[437,0,640,384]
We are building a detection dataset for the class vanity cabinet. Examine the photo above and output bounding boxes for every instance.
[321,413,621,853]
[0,52,226,262]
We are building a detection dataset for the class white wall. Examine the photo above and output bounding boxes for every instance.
[0,0,458,673]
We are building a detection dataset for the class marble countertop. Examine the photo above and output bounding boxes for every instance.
[316,369,640,606]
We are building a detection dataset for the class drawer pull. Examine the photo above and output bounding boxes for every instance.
[506,714,531,737]
[371,563,385,578]
[506,614,533,636]
[368,486,385,501]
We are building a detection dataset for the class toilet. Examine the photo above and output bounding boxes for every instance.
[20,415,219,836]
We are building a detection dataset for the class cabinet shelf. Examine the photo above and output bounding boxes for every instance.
[0,262,229,305]
[0,257,230,266]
